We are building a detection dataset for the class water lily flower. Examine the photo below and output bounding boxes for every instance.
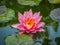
[11,9,45,34]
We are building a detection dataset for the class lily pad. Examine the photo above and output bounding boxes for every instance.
[35,42,42,45]
[5,34,34,45]
[5,34,19,45]
[48,0,60,4]
[0,6,15,23]
[50,8,60,22]
[17,0,42,6]
[17,34,34,45]
[0,5,6,15]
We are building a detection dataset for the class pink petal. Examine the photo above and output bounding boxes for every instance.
[34,12,40,18]
[34,12,40,16]
[29,28,36,33]
[31,30,36,33]
[24,11,29,19]
[30,29,35,32]
[18,12,23,23]
[25,29,35,33]
[11,23,20,28]
[26,29,36,33]
[33,12,42,23]
[37,22,45,28]
[24,11,28,17]
[28,9,33,16]
[26,30,30,33]
[37,28,44,32]
[18,25,26,31]
[18,31,24,34]
[24,9,33,19]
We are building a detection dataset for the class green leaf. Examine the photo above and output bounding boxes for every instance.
[17,0,42,6]
[35,42,42,45]
[0,6,15,23]
[48,0,60,4]
[5,34,34,45]
[5,34,19,45]
[17,34,34,45]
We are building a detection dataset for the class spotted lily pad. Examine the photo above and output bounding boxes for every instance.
[17,0,42,6]
[0,6,15,23]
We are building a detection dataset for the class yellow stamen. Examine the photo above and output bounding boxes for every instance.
[25,18,34,28]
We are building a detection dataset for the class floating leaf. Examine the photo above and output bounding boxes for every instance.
[5,34,19,45]
[48,0,60,4]
[17,0,42,6]
[0,6,15,23]
[35,42,42,45]
[17,34,34,45]
[47,25,57,45]
[50,8,60,22]
[5,34,34,45]
[56,22,60,37]
[0,5,6,15]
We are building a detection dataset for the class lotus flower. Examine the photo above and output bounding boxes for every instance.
[11,9,45,34]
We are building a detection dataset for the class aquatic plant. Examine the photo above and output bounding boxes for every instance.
[46,8,60,45]
[0,0,60,45]
[17,0,42,6]
[11,9,45,34]
[0,5,15,23]
[35,42,42,45]
[47,25,57,45]
[5,34,19,45]
[48,0,60,4]
[49,8,60,37]
[50,8,60,22]
[5,34,34,45]
[0,5,6,15]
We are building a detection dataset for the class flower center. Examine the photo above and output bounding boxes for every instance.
[25,18,34,28]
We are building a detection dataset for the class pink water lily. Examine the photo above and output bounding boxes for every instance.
[11,9,45,34]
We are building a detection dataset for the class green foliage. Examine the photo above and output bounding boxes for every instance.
[0,5,6,15]
[48,0,60,4]
[50,8,60,22]
[17,34,34,45]
[35,42,42,45]
[5,34,34,45]
[5,34,19,45]
[17,0,42,6]
[0,7,15,23]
